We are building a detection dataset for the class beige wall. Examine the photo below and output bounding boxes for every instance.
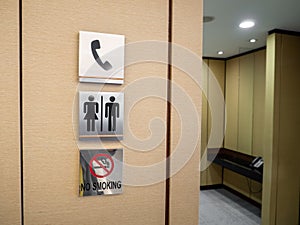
[224,57,239,150]
[200,50,266,203]
[200,59,224,186]
[201,33,300,224]
[22,1,168,224]
[262,32,300,225]
[223,49,266,203]
[0,0,202,224]
[169,1,202,224]
[0,1,21,225]
[224,49,266,156]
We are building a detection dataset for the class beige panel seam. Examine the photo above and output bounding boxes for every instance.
[236,58,240,150]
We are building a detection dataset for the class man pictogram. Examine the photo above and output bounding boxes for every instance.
[105,96,119,131]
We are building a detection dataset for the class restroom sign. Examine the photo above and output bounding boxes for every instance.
[78,31,125,84]
[79,91,124,139]
[79,149,123,196]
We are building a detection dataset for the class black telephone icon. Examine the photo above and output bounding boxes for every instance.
[91,40,112,71]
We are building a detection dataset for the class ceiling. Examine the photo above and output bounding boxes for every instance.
[203,0,300,58]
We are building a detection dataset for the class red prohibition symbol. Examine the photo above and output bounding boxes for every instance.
[89,153,114,178]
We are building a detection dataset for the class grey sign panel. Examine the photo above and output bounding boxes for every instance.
[79,91,124,139]
[79,149,123,196]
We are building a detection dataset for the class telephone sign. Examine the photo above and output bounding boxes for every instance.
[79,31,125,84]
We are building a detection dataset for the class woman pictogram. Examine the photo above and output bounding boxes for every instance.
[84,95,99,132]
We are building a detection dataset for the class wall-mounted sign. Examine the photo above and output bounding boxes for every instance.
[79,31,125,84]
[79,91,124,139]
[79,149,123,196]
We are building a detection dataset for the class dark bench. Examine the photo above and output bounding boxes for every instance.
[207,148,263,183]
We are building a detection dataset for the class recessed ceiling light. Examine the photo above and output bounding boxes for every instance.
[217,51,224,55]
[239,20,255,29]
[249,38,257,43]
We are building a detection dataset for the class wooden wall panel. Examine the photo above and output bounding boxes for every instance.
[250,49,264,212]
[200,59,209,185]
[237,54,254,154]
[208,60,225,148]
[275,34,300,225]
[262,33,278,225]
[225,50,266,156]
[252,50,266,156]
[203,51,267,208]
[249,180,263,203]
[200,59,224,186]
[223,170,250,197]
[262,33,300,225]
[170,0,202,224]
[224,58,239,150]
[0,1,21,224]
[208,60,225,94]
[206,164,222,185]
[223,50,266,204]
[206,60,224,185]
[22,1,168,224]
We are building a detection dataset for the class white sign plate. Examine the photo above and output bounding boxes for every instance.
[79,31,125,84]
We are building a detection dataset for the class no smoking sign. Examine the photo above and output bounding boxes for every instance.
[89,153,114,178]
[79,149,123,197]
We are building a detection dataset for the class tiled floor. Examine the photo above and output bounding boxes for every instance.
[199,189,261,225]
